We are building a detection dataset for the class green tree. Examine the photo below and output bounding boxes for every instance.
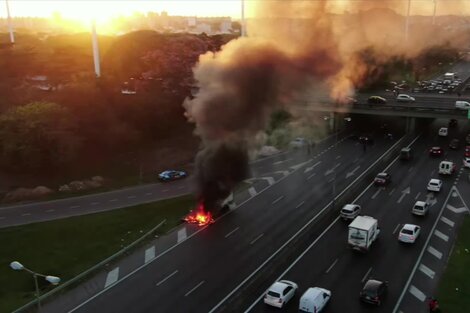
[0,102,81,171]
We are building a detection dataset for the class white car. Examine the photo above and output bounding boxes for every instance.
[340,204,361,220]
[396,94,415,102]
[427,179,443,192]
[412,201,429,216]
[289,137,309,149]
[299,287,331,313]
[463,157,470,168]
[264,280,298,308]
[438,127,448,137]
[398,224,421,243]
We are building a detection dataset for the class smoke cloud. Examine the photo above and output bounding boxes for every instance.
[184,0,470,212]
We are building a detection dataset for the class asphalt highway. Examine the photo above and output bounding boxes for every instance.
[245,123,469,313]
[64,131,398,313]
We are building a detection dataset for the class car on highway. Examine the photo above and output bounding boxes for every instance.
[264,280,298,308]
[289,137,309,149]
[158,170,187,182]
[374,173,391,186]
[359,279,387,305]
[455,100,470,110]
[448,119,458,128]
[439,161,456,175]
[427,179,443,192]
[396,94,415,102]
[463,157,470,168]
[465,146,470,157]
[367,96,387,104]
[399,147,412,161]
[340,204,361,221]
[359,135,374,145]
[398,224,421,243]
[449,138,460,150]
[411,201,429,216]
[299,287,331,313]
[429,146,443,157]
[438,127,448,137]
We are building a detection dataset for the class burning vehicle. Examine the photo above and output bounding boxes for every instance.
[184,193,236,226]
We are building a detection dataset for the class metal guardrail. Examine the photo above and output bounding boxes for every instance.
[12,219,167,313]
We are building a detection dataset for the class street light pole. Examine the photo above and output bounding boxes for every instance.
[241,0,246,37]
[405,0,411,42]
[432,0,437,25]
[5,0,15,44]
[10,261,60,312]
[91,20,101,78]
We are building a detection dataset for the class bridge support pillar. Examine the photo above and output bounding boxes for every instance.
[406,117,416,133]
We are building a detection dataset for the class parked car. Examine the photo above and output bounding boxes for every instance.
[368,96,387,104]
[374,173,391,186]
[398,224,421,243]
[264,280,298,308]
[340,204,361,221]
[427,179,443,192]
[360,279,388,305]
[396,94,415,102]
[412,201,429,216]
[429,146,443,157]
[449,138,460,150]
[158,170,187,182]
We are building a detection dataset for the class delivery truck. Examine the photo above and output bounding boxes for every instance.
[348,216,380,252]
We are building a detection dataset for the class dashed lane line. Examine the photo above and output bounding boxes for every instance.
[21,213,31,216]
[224,227,240,239]
[361,267,372,283]
[440,216,455,227]
[427,246,443,260]
[295,201,305,209]
[177,227,187,243]
[156,270,178,287]
[409,285,426,302]
[433,229,449,242]
[418,264,435,279]
[325,258,338,274]
[184,280,205,297]
[272,196,284,205]
[250,233,264,245]
[393,223,401,235]
[371,188,381,199]
[415,192,421,200]
[45,209,55,213]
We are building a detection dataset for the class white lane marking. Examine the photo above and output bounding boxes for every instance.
[447,204,467,213]
[177,227,187,243]
[273,158,292,165]
[250,233,264,245]
[261,177,275,185]
[145,192,153,196]
[361,267,372,283]
[307,173,316,180]
[91,202,99,205]
[346,165,361,179]
[389,188,396,196]
[325,258,339,274]
[430,170,435,176]
[427,246,443,259]
[290,160,312,171]
[419,264,435,279]
[184,280,205,297]
[272,196,284,205]
[397,187,411,203]
[109,199,118,202]
[371,188,381,199]
[415,192,421,200]
[225,227,240,238]
[104,267,119,288]
[295,201,305,209]
[156,270,178,286]
[45,209,55,213]
[409,285,427,302]
[144,246,155,263]
[275,170,289,176]
[21,213,31,216]
[434,229,449,242]
[393,224,401,235]
[248,187,257,197]
[162,189,169,192]
[335,155,341,160]
[440,216,455,227]
[127,195,136,199]
[69,205,80,209]
[324,163,341,176]
[304,161,321,173]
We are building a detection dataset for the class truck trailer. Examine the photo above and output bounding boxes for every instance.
[348,216,380,252]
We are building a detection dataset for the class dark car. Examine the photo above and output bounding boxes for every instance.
[465,146,470,157]
[360,279,388,305]
[449,119,458,128]
[359,135,374,145]
[374,173,391,186]
[466,134,470,145]
[449,139,460,150]
[158,170,187,182]
[399,147,412,161]
[368,96,387,104]
[429,146,443,157]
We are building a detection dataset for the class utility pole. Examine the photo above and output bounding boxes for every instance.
[241,0,246,37]
[432,0,437,25]
[91,20,101,78]
[405,0,411,42]
[5,0,15,44]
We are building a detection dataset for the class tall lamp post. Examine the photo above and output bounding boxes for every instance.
[241,0,246,37]
[405,0,411,42]
[323,115,352,210]
[10,261,61,311]
[91,20,101,78]
[5,0,15,43]
[432,0,437,25]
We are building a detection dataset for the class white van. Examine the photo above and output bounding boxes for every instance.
[299,287,331,313]
[439,161,456,175]
[438,127,448,137]
[455,101,470,110]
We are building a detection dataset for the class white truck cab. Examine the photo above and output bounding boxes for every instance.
[348,216,380,252]
[439,161,456,175]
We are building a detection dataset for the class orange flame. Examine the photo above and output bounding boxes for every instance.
[184,203,214,226]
